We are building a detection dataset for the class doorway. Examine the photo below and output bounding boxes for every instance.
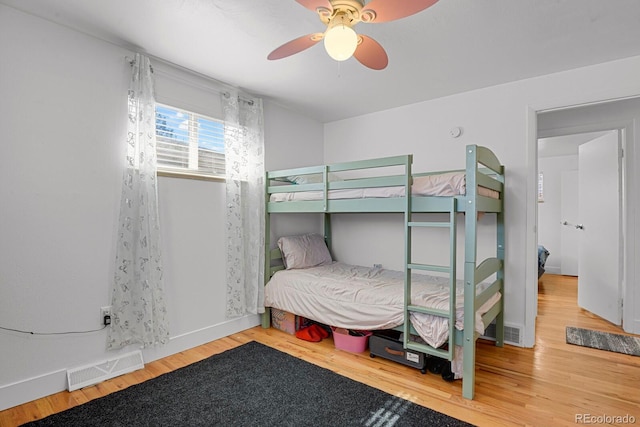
[537,129,623,325]
[530,96,640,337]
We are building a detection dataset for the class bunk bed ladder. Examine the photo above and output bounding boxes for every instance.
[402,197,457,362]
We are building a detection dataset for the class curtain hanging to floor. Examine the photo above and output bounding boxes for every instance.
[222,91,265,317]
[107,53,169,350]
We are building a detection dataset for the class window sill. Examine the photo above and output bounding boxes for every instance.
[157,169,225,182]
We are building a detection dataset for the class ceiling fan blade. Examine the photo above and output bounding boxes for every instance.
[295,0,333,13]
[362,0,439,23]
[353,35,388,70]
[267,33,324,60]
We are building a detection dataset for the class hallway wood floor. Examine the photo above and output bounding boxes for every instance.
[2,274,639,426]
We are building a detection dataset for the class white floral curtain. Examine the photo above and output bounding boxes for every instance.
[222,90,265,317]
[107,53,169,350]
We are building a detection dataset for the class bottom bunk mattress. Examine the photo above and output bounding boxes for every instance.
[264,262,501,349]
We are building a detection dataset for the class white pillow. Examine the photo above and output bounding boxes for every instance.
[277,233,333,269]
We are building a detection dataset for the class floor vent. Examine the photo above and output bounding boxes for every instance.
[66,350,144,391]
[482,322,522,346]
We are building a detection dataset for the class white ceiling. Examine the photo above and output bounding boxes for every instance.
[3,0,640,123]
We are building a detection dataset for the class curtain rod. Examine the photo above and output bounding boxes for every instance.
[223,91,255,106]
[125,54,257,104]
[126,55,153,73]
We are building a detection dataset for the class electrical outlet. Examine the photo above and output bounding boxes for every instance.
[101,306,112,326]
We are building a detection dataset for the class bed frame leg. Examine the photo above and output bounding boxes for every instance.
[495,309,505,348]
[462,335,476,399]
[261,308,271,329]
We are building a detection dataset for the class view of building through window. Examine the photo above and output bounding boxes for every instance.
[155,104,225,177]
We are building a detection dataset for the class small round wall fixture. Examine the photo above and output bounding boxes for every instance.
[449,127,463,138]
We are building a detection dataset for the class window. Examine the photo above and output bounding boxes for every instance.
[155,104,225,178]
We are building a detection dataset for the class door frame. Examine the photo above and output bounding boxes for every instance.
[525,99,639,346]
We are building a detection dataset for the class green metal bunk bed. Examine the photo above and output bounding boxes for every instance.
[261,144,505,400]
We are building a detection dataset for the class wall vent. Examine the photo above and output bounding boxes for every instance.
[66,350,144,391]
[482,322,522,346]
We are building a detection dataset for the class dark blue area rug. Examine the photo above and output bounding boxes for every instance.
[22,341,472,426]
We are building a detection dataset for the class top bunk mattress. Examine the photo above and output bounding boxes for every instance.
[264,262,500,348]
[270,171,499,202]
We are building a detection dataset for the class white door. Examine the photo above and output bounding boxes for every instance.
[560,170,579,275]
[577,131,622,325]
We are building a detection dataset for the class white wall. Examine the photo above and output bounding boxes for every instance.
[0,4,324,410]
[324,55,640,346]
[264,102,326,243]
[537,154,578,274]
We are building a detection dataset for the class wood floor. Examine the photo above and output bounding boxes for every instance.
[2,274,639,426]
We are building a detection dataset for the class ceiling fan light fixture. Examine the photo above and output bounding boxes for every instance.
[323,16,358,61]
[271,0,439,69]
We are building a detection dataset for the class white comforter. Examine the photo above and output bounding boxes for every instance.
[264,262,500,349]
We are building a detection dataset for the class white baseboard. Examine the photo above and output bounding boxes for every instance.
[0,369,68,413]
[0,315,260,412]
[545,265,561,275]
[142,314,260,363]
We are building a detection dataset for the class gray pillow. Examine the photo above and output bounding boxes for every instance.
[277,233,333,269]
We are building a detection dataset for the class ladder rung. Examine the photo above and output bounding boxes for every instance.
[408,221,451,228]
[405,342,450,360]
[408,263,450,273]
[407,304,449,318]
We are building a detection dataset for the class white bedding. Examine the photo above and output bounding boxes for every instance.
[270,171,499,202]
[264,262,501,349]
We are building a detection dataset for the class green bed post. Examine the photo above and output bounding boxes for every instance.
[402,155,413,349]
[447,196,457,362]
[323,165,332,254]
[324,212,331,257]
[262,170,271,329]
[462,145,479,399]
[495,185,505,347]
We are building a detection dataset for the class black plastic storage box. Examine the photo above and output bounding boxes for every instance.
[369,330,427,374]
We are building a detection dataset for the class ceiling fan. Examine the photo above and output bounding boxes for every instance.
[267,0,439,70]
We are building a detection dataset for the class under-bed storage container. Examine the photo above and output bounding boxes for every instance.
[332,327,372,353]
[271,308,309,334]
[369,330,427,373]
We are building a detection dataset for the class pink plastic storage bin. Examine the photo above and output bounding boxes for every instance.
[331,327,372,353]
